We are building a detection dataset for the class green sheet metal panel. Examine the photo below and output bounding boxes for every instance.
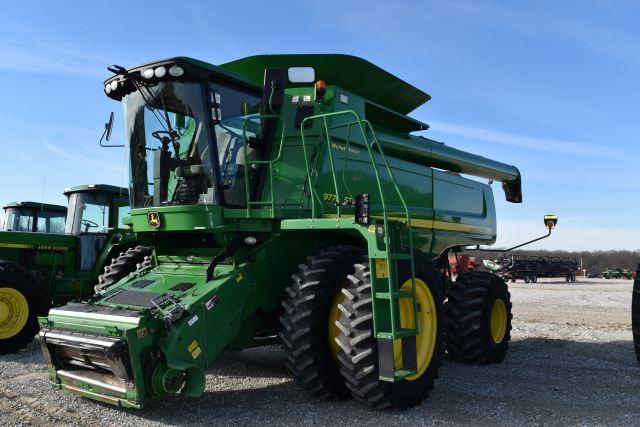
[221,54,430,114]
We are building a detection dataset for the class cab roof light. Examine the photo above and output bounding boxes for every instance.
[168,65,184,77]
[142,68,155,79]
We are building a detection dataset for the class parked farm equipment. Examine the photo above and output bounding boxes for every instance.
[602,267,632,279]
[39,54,550,409]
[0,184,138,354]
[484,254,578,283]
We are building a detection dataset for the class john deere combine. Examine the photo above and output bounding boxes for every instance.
[0,184,139,354]
[2,201,67,233]
[39,54,524,409]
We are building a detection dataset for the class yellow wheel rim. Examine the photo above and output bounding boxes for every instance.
[0,287,29,340]
[328,282,348,359]
[393,278,437,381]
[490,298,507,343]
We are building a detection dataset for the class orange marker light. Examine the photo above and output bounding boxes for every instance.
[315,80,327,100]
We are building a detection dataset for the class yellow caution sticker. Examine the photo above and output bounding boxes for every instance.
[136,327,147,339]
[236,272,244,283]
[375,259,388,279]
[367,225,376,233]
[191,346,202,359]
[188,340,202,359]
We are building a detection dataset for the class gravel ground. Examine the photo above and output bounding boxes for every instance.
[1,277,639,426]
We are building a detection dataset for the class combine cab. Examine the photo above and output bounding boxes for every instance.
[2,202,66,233]
[0,185,138,354]
[39,54,527,409]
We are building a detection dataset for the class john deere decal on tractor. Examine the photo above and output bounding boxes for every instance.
[38,54,550,409]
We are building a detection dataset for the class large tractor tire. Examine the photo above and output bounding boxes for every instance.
[446,271,512,363]
[279,245,365,399]
[95,245,153,293]
[334,254,445,409]
[0,261,50,354]
[632,274,640,365]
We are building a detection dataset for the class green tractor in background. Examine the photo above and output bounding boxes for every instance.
[0,184,143,354]
[2,201,67,233]
[40,54,532,409]
[602,267,632,279]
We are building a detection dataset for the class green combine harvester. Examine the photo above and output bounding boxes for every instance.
[39,54,527,409]
[0,184,140,354]
[3,201,67,233]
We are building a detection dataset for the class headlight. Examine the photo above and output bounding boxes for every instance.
[109,81,119,91]
[154,66,167,78]
[105,83,112,94]
[168,65,184,77]
[142,68,155,79]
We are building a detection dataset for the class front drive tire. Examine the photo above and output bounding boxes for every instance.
[95,245,153,293]
[446,271,512,363]
[0,262,49,354]
[279,245,365,399]
[334,255,445,409]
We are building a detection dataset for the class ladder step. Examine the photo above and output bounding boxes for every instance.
[393,369,417,381]
[379,369,417,382]
[375,291,415,300]
[377,328,418,339]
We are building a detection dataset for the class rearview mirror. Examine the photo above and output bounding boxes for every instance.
[99,112,124,147]
[288,67,315,83]
[544,214,558,230]
[105,112,113,141]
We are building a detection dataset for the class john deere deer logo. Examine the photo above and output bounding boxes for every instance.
[147,211,161,228]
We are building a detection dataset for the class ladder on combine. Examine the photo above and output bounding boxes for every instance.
[299,110,420,381]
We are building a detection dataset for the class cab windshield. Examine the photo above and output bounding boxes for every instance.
[3,208,66,233]
[123,81,216,208]
[3,208,34,232]
[65,193,110,235]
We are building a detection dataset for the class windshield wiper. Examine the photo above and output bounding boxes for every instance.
[134,81,179,143]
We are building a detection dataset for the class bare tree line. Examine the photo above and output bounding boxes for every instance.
[466,249,640,275]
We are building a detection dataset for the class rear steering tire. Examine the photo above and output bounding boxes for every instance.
[446,271,512,363]
[279,245,365,399]
[334,254,445,409]
[0,261,49,355]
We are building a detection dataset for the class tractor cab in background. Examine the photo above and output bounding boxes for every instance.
[63,184,130,270]
[0,183,137,354]
[2,202,67,233]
